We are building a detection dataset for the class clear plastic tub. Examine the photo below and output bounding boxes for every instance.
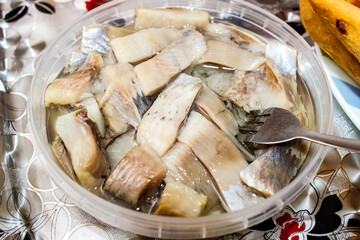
[29,0,333,238]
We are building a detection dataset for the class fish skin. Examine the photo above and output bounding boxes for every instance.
[211,65,294,113]
[103,146,167,207]
[111,28,180,63]
[100,71,142,136]
[195,84,239,137]
[240,141,309,197]
[204,23,266,55]
[136,74,202,157]
[162,142,224,214]
[134,28,207,96]
[55,109,109,190]
[45,52,103,106]
[75,96,106,137]
[51,137,77,181]
[178,111,259,211]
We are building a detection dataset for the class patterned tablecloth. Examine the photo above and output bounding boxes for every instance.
[0,0,359,239]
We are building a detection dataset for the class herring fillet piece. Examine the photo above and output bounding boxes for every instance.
[240,141,309,197]
[100,71,142,136]
[136,74,202,157]
[134,8,210,30]
[45,53,103,106]
[106,130,136,171]
[195,85,239,137]
[178,111,258,211]
[199,40,266,71]
[134,28,207,95]
[75,96,105,137]
[111,28,181,63]
[154,181,208,217]
[203,23,266,55]
[51,137,77,181]
[100,62,133,88]
[210,65,294,113]
[162,142,224,214]
[55,109,109,189]
[103,146,167,207]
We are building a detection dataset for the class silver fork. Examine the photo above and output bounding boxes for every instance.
[242,107,360,152]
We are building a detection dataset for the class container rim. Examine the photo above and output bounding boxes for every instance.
[28,0,333,238]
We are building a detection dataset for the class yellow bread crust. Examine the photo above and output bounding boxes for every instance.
[300,0,360,85]
[308,0,360,61]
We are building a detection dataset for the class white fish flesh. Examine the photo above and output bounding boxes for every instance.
[106,130,136,170]
[55,109,109,189]
[45,53,103,106]
[199,40,266,71]
[100,62,133,88]
[100,71,142,136]
[154,180,208,217]
[111,28,180,63]
[134,28,207,95]
[240,141,309,197]
[51,137,77,181]
[135,8,210,30]
[178,111,261,211]
[137,74,202,157]
[162,142,224,214]
[75,96,105,137]
[204,23,266,55]
[211,65,294,113]
[195,84,239,137]
[103,146,167,207]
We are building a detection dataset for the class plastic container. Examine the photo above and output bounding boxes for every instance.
[29,0,333,238]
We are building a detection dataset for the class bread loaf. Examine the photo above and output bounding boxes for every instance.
[300,0,360,85]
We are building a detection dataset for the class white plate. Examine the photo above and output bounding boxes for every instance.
[315,45,360,131]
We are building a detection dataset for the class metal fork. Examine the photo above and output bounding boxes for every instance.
[242,108,360,152]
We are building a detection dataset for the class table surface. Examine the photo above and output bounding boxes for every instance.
[0,0,359,239]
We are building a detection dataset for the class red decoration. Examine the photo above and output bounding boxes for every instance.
[85,0,110,11]
[276,212,306,240]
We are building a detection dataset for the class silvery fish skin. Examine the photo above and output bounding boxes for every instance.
[55,109,109,190]
[45,52,103,106]
[178,111,256,211]
[154,180,208,217]
[103,146,167,207]
[162,142,225,214]
[265,41,308,124]
[81,25,111,55]
[136,74,202,157]
[240,141,310,197]
[63,50,87,75]
[100,71,142,137]
[111,28,181,63]
[134,28,207,95]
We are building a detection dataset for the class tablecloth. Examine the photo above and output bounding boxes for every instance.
[0,0,359,239]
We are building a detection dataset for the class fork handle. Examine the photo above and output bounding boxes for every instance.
[299,130,360,152]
